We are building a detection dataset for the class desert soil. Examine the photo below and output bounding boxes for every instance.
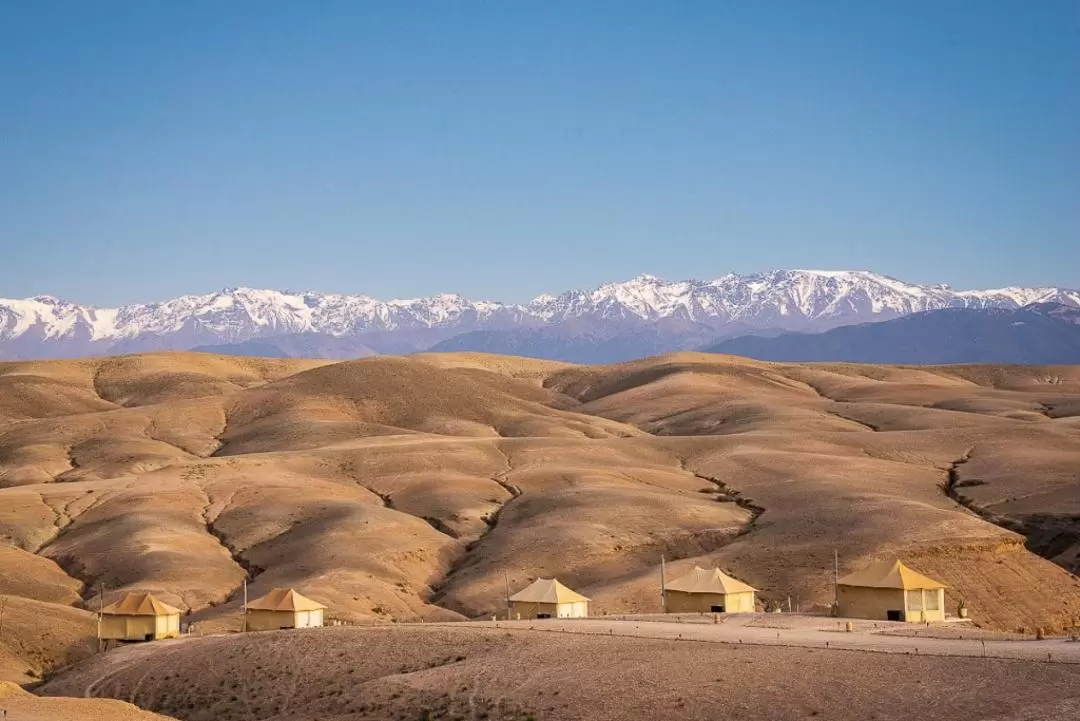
[1,350,1078,688]
[38,624,1080,721]
[0,679,170,720]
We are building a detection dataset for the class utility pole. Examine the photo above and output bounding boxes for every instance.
[96,582,104,653]
[503,569,511,620]
[242,578,248,633]
[660,554,667,613]
[0,595,6,641]
[833,549,840,607]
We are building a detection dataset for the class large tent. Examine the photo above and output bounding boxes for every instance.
[837,559,946,622]
[664,566,758,613]
[244,588,327,631]
[99,592,182,641]
[508,578,589,619]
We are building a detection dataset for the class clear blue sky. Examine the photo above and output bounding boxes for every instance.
[1,1,1077,305]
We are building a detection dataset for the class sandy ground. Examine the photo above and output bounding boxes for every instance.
[0,681,170,720]
[38,624,1080,721]
[2,350,1080,684]
[444,614,1080,663]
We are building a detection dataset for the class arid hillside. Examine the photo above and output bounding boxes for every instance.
[0,681,171,721]
[1,351,1079,682]
[38,625,1080,721]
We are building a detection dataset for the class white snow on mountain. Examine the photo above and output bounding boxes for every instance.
[1,270,1077,358]
[526,270,1078,325]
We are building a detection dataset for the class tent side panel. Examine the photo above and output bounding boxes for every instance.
[556,601,588,618]
[905,588,946,623]
[125,616,156,640]
[837,586,907,621]
[665,591,729,613]
[727,592,756,612]
[99,615,128,640]
[246,609,296,631]
[510,601,558,620]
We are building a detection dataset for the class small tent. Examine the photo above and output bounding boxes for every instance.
[509,578,589,620]
[99,592,182,641]
[244,588,326,631]
[837,559,946,622]
[664,566,757,613]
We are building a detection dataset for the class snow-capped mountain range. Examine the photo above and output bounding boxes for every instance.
[1,270,1077,361]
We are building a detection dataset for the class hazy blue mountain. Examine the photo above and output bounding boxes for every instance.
[3,271,1077,360]
[705,303,1080,364]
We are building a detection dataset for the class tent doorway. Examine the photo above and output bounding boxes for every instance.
[886,610,903,622]
[711,605,725,613]
[537,614,552,619]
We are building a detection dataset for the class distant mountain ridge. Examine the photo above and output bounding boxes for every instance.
[2,270,1078,360]
[706,303,1080,365]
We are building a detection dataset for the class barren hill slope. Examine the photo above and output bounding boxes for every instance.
[1,351,1079,680]
[38,626,1080,721]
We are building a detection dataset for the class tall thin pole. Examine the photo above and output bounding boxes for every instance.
[833,549,840,606]
[503,570,511,620]
[660,554,667,613]
[242,578,248,633]
[0,595,6,641]
[96,583,104,652]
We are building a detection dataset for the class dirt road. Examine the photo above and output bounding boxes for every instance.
[440,613,1080,664]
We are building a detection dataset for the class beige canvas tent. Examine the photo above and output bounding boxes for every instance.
[244,588,326,631]
[664,566,758,613]
[837,559,946,622]
[99,592,182,641]
[509,578,589,619]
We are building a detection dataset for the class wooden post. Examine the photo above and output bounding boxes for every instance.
[660,554,667,613]
[241,578,247,633]
[0,595,6,640]
[833,549,839,607]
[503,569,511,620]
[97,582,104,653]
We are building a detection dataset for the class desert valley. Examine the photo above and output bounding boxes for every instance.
[0,349,1078,719]
[6,0,1078,716]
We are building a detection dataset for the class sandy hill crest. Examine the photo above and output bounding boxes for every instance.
[0,350,1078,684]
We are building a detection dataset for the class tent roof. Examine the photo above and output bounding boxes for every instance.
[509,578,589,604]
[838,560,946,590]
[244,587,326,612]
[101,592,182,617]
[665,566,758,595]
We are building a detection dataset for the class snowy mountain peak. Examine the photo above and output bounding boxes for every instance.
[1,270,1077,360]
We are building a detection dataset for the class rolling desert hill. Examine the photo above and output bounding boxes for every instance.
[1,350,1079,687]
[0,681,172,721]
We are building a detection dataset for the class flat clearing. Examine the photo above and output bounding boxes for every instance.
[446,614,1080,664]
[39,624,1080,721]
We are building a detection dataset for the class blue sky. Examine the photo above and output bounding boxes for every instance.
[1,1,1077,305]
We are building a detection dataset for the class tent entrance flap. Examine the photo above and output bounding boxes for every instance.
[887,610,903,621]
[711,605,724,613]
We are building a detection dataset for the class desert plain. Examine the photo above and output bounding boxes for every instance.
[1,350,1079,719]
